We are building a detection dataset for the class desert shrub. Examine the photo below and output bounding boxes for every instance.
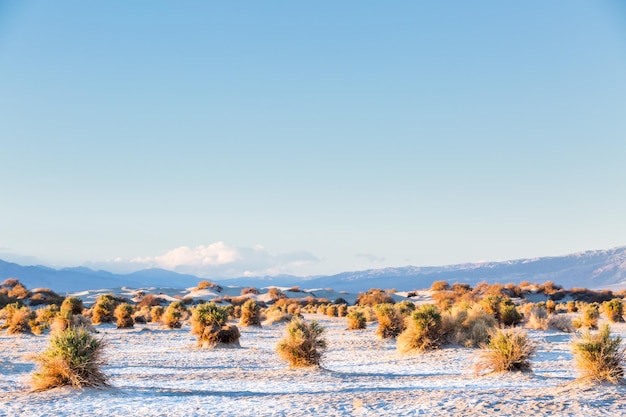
[476,329,535,374]
[374,303,404,339]
[548,314,574,333]
[5,304,34,334]
[545,299,556,315]
[239,299,261,327]
[346,310,366,330]
[1,278,21,287]
[61,297,84,315]
[325,305,338,317]
[91,294,119,325]
[603,299,624,323]
[31,304,61,334]
[276,316,327,368]
[132,306,150,323]
[397,304,443,354]
[50,309,95,334]
[150,306,164,322]
[356,289,394,307]
[430,281,450,292]
[337,304,348,317]
[191,302,239,348]
[499,301,523,327]
[29,289,64,306]
[263,307,294,325]
[114,303,135,329]
[442,304,497,348]
[196,280,221,291]
[267,287,286,301]
[573,303,600,330]
[162,301,188,329]
[8,283,30,300]
[525,306,549,330]
[31,327,107,391]
[572,324,625,383]
[136,294,163,309]
[241,287,259,295]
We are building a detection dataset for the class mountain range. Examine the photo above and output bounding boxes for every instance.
[1,246,626,293]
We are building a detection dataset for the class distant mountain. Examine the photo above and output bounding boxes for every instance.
[295,247,626,292]
[1,246,626,293]
[0,260,200,293]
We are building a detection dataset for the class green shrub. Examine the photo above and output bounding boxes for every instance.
[31,327,107,391]
[476,328,535,374]
[397,304,443,354]
[276,316,326,367]
[572,324,625,383]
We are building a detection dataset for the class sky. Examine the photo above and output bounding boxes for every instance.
[1,1,626,279]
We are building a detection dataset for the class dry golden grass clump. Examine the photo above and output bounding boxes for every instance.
[475,328,535,374]
[374,303,404,339]
[114,303,135,329]
[525,306,549,330]
[356,289,394,306]
[162,301,188,329]
[50,309,95,334]
[276,316,327,368]
[196,280,222,292]
[325,304,339,317]
[442,304,497,348]
[572,324,625,384]
[31,326,107,391]
[602,299,625,323]
[91,294,120,325]
[191,302,240,348]
[547,314,574,333]
[239,299,262,327]
[346,310,367,330]
[150,305,164,322]
[4,303,34,334]
[61,297,84,315]
[573,303,600,330]
[479,295,522,326]
[263,306,295,325]
[337,304,348,317]
[267,287,286,301]
[31,304,61,334]
[397,304,443,354]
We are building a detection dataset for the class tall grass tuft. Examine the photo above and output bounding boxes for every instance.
[573,303,600,330]
[572,324,625,383]
[276,316,327,368]
[476,328,535,374]
[31,327,107,391]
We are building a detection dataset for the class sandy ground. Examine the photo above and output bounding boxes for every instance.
[1,315,626,416]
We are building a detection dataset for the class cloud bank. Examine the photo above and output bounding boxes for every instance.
[88,242,319,278]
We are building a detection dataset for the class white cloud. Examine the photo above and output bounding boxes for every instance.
[88,242,319,278]
[355,253,386,263]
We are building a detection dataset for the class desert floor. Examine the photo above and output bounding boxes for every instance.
[1,314,626,416]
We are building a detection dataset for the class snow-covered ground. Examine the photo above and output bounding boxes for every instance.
[1,315,626,416]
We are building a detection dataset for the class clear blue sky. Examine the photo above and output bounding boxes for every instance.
[1,1,625,278]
